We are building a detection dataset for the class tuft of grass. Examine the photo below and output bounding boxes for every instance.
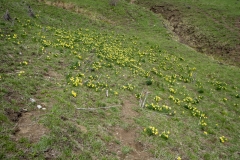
[121,145,132,155]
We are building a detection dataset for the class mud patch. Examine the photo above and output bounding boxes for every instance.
[12,111,49,143]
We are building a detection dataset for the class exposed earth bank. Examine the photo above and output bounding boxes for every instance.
[149,4,240,66]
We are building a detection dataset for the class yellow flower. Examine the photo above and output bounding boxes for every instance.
[177,157,181,160]
[219,136,227,143]
[154,96,162,102]
[204,131,208,135]
[71,90,77,97]
[18,71,25,76]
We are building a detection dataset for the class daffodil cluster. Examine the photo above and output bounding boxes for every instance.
[154,96,162,102]
[70,61,81,70]
[18,71,25,76]
[135,93,142,99]
[183,96,202,104]
[164,75,175,84]
[211,80,227,90]
[235,94,239,98]
[184,104,207,119]
[69,76,83,87]
[160,131,170,139]
[122,83,134,91]
[146,103,175,115]
[169,87,177,94]
[20,61,28,65]
[144,126,159,136]
[168,95,181,105]
[200,120,207,127]
[219,136,227,143]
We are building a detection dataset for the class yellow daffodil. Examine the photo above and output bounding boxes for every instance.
[71,90,77,97]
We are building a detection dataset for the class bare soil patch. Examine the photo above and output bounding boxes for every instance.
[39,0,115,25]
[43,70,64,83]
[150,4,240,66]
[6,109,49,143]
[121,99,139,123]
[108,98,152,159]
[111,126,150,160]
[5,108,22,122]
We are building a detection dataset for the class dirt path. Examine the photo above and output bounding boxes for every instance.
[108,99,152,160]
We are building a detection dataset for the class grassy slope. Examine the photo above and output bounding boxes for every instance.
[0,0,240,159]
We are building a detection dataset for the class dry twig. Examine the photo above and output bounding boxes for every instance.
[76,105,122,110]
[141,91,150,108]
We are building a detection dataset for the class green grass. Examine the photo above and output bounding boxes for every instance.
[1,0,240,159]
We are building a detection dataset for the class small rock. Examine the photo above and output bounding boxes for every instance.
[20,108,28,112]
[37,105,42,109]
[30,98,36,103]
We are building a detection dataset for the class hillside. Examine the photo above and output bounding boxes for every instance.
[137,0,240,66]
[0,0,240,159]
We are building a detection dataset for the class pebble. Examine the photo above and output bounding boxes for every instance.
[30,98,36,103]
[37,105,42,109]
